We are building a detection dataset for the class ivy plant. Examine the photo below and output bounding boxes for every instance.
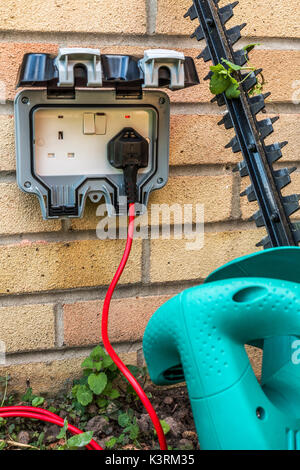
[72,345,121,408]
[209,43,265,99]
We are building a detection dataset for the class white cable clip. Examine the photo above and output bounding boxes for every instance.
[139,49,185,90]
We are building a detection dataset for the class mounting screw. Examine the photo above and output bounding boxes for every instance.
[271,212,279,223]
[21,97,29,105]
[157,177,164,184]
[24,181,31,188]
[159,98,166,105]
[206,18,215,27]
[248,143,257,152]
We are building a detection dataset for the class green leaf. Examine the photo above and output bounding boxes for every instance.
[76,385,93,406]
[109,389,120,400]
[118,413,131,428]
[90,345,105,361]
[0,441,6,450]
[243,43,261,53]
[32,397,44,407]
[210,63,227,73]
[102,356,114,368]
[225,81,240,99]
[154,420,171,436]
[96,397,108,409]
[57,418,68,440]
[106,437,117,449]
[129,424,139,440]
[22,387,35,403]
[81,357,94,369]
[88,372,107,396]
[37,432,45,447]
[210,71,231,95]
[67,431,93,449]
[93,361,103,372]
[221,58,242,71]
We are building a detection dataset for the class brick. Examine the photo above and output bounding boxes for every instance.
[156,0,300,38]
[149,175,233,224]
[0,239,142,295]
[0,0,147,34]
[0,182,61,234]
[263,114,300,163]
[150,228,264,283]
[0,115,15,172]
[0,357,84,396]
[170,115,238,166]
[246,345,262,381]
[64,295,171,347]
[0,304,55,353]
[250,50,300,104]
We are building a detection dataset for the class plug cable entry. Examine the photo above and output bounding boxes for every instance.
[0,204,167,451]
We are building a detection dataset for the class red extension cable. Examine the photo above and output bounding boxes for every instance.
[0,203,167,451]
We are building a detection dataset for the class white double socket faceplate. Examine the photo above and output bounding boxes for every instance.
[34,107,154,177]
[15,89,170,219]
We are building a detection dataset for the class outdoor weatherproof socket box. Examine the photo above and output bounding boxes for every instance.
[15,48,199,219]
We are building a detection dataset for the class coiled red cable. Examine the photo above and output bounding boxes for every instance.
[0,203,167,451]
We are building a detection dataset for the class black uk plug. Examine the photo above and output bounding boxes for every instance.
[108,128,149,204]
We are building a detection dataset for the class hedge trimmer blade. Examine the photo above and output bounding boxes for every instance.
[185,0,300,248]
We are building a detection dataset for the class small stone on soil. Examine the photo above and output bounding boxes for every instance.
[17,431,30,445]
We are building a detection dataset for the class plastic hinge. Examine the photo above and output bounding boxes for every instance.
[55,48,102,88]
[139,49,185,90]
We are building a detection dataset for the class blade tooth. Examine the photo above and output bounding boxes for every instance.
[251,210,265,227]
[292,225,300,243]
[248,94,266,115]
[219,2,240,25]
[282,195,300,217]
[211,94,226,106]
[226,23,247,45]
[218,112,234,129]
[225,136,241,153]
[197,46,212,62]
[257,118,275,139]
[236,161,249,177]
[263,91,272,100]
[191,25,205,41]
[184,4,197,20]
[256,236,272,249]
[233,49,248,66]
[242,69,263,92]
[265,141,288,165]
[273,167,297,190]
[204,71,213,81]
[271,116,280,125]
[240,184,256,202]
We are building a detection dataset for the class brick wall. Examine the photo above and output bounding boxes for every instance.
[0,0,298,395]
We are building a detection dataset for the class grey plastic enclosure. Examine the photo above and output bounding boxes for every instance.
[15,89,170,219]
